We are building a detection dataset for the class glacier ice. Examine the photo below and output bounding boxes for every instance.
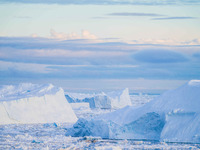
[66,88,132,109]
[0,83,78,125]
[67,80,200,143]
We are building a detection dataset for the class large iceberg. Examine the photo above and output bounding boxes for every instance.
[90,88,132,109]
[67,80,200,143]
[66,88,132,109]
[0,83,78,125]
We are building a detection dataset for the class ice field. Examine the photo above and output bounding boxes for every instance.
[0,81,200,149]
[0,123,199,149]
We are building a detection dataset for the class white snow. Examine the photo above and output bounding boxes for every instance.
[0,83,78,125]
[67,80,200,143]
[66,88,132,109]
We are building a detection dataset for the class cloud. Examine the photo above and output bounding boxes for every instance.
[103,12,197,23]
[107,12,164,17]
[152,16,197,20]
[47,64,138,69]
[82,30,97,40]
[183,38,200,45]
[0,60,52,74]
[0,36,131,65]
[31,33,38,38]
[50,29,80,40]
[1,0,200,5]
[1,36,199,67]
[133,49,188,63]
[1,36,200,81]
[0,48,128,65]
[131,39,180,45]
[50,29,97,40]
[1,59,199,81]
[0,36,134,51]
[23,49,125,58]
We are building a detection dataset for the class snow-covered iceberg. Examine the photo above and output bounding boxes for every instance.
[0,83,78,125]
[66,88,132,109]
[67,80,200,143]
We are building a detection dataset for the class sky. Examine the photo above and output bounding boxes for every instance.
[0,0,200,92]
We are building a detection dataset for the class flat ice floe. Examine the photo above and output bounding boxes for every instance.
[0,83,77,125]
[67,80,200,143]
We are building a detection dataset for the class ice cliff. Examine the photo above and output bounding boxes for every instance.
[66,88,132,109]
[0,83,78,125]
[67,80,200,143]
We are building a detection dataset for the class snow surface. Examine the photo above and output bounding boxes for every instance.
[0,83,77,125]
[66,88,132,109]
[67,80,200,143]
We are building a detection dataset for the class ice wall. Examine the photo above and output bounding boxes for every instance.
[0,83,78,125]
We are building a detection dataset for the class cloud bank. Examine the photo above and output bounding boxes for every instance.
[0,36,200,82]
[1,0,200,5]
[50,29,97,40]
[107,12,164,17]
[152,16,197,20]
[133,49,188,63]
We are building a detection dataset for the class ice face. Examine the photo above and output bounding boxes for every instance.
[66,118,109,139]
[0,83,78,125]
[161,112,200,143]
[114,112,165,140]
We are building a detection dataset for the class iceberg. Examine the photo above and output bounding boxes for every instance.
[66,88,132,109]
[0,83,78,125]
[65,92,95,103]
[90,88,132,109]
[67,80,200,143]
